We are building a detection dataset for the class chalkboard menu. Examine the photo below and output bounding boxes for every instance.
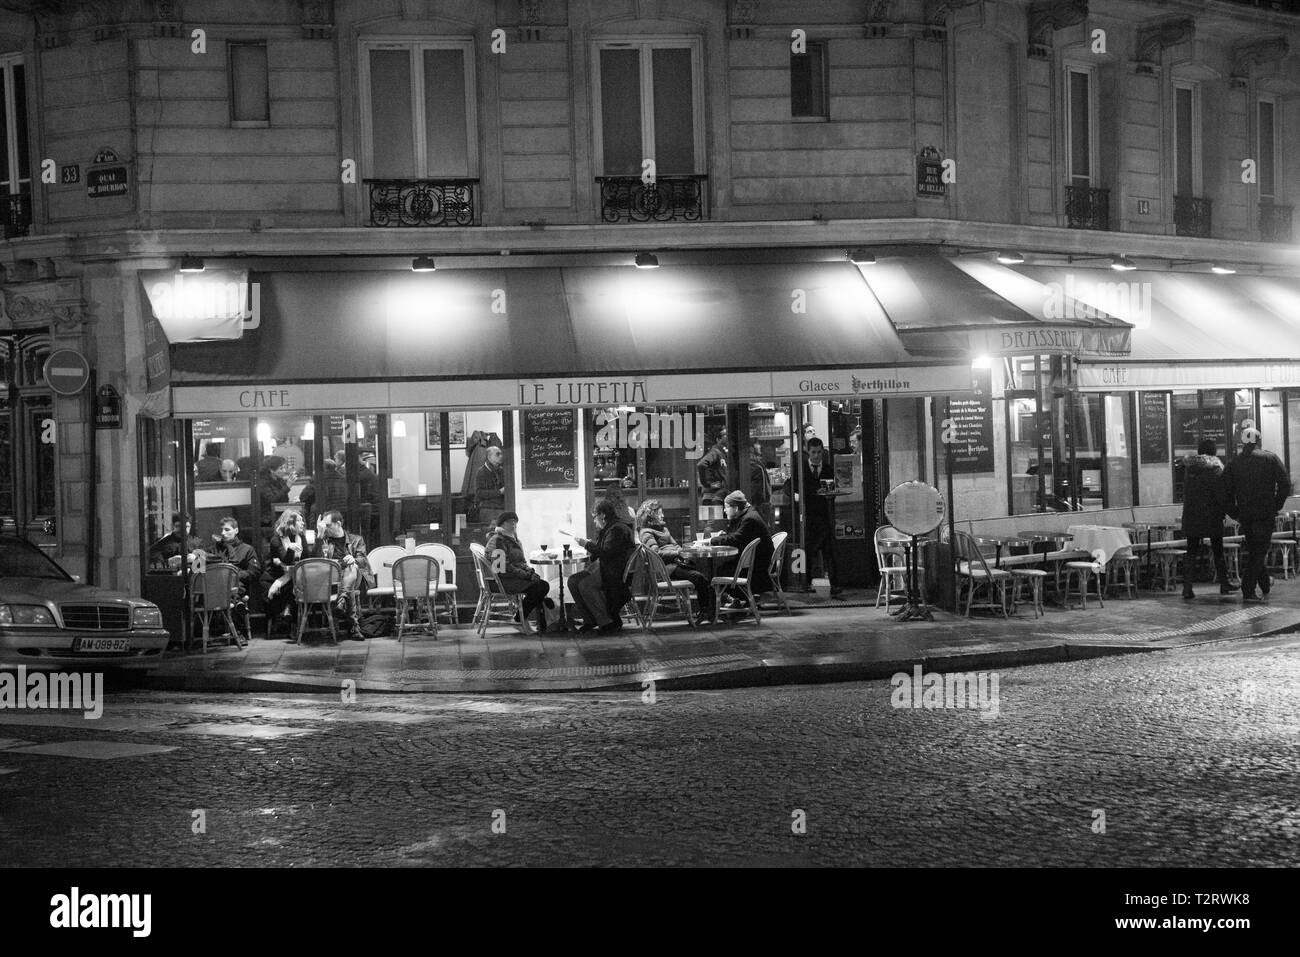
[946,396,995,473]
[1172,407,1227,452]
[1139,392,1169,464]
[522,409,578,489]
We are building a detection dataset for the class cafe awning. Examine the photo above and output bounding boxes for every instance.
[861,254,1132,360]
[165,262,974,415]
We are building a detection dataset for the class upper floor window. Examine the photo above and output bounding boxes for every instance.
[791,41,828,119]
[1173,82,1201,196]
[0,54,31,239]
[359,39,477,180]
[1066,65,1097,187]
[229,41,269,125]
[593,38,703,176]
[1259,96,1279,200]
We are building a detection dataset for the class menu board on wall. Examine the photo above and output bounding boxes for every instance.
[946,396,995,473]
[521,409,579,489]
[1139,392,1169,464]
[1172,407,1227,453]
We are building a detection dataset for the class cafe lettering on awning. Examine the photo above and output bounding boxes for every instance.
[977,325,1132,358]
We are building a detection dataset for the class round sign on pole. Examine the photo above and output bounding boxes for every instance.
[43,349,91,396]
[883,481,946,536]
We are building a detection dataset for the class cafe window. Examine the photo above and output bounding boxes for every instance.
[360,39,477,179]
[0,334,54,547]
[0,54,31,215]
[1259,96,1278,200]
[593,38,704,176]
[1066,64,1097,188]
[791,40,828,119]
[1173,81,1200,197]
[229,41,270,125]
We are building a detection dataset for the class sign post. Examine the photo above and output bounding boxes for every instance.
[882,479,946,621]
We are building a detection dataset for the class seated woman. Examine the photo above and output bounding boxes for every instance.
[261,509,308,637]
[635,499,714,625]
[569,500,636,634]
[484,511,551,634]
[202,515,262,634]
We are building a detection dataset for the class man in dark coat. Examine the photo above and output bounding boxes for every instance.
[202,516,262,636]
[1224,427,1293,601]
[1181,439,1237,599]
[711,490,775,602]
[299,457,347,524]
[696,428,729,505]
[799,437,842,598]
[195,443,224,482]
[569,499,636,634]
[315,509,375,640]
[472,446,506,521]
[147,513,206,572]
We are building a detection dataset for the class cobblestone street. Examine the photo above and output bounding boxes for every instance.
[2,634,1298,867]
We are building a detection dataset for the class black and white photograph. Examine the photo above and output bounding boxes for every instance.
[1,0,1297,936]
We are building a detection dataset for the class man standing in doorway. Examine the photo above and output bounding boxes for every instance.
[1224,427,1292,602]
[697,427,729,506]
[800,437,843,599]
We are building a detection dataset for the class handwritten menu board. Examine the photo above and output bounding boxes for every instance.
[521,409,578,489]
[947,396,995,473]
[1172,408,1227,453]
[1139,392,1169,464]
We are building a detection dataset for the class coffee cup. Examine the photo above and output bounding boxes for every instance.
[304,530,316,545]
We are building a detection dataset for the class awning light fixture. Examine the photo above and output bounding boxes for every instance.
[634,252,659,269]
[995,251,1026,265]
[848,249,876,265]
[179,255,206,273]
[411,255,437,272]
[1109,255,1138,272]
[392,418,408,438]
[1210,263,1237,275]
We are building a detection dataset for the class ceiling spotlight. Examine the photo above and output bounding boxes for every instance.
[1210,263,1237,275]
[848,249,876,265]
[179,255,206,273]
[634,252,659,269]
[996,251,1026,265]
[411,255,437,272]
[1109,255,1138,272]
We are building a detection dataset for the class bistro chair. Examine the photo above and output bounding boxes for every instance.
[392,554,440,641]
[1061,558,1106,609]
[874,525,918,611]
[365,545,405,610]
[1008,567,1048,618]
[637,546,698,630]
[764,530,792,614]
[1104,553,1140,600]
[469,542,529,637]
[711,537,763,625]
[620,547,650,628]
[416,542,460,624]
[291,558,342,644]
[953,530,1009,618]
[188,562,246,653]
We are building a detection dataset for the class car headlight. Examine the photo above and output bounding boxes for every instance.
[0,604,56,626]
[132,606,164,628]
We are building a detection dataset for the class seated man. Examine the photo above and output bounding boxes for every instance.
[315,510,375,641]
[485,511,552,633]
[569,499,636,634]
[202,516,262,636]
[710,490,775,610]
[147,513,207,572]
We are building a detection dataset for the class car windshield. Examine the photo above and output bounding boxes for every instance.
[0,537,73,581]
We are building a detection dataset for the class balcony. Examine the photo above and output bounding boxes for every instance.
[596,175,708,223]
[3,189,32,239]
[364,179,479,227]
[1065,185,1110,231]
[1259,202,1294,243]
[1174,195,1212,239]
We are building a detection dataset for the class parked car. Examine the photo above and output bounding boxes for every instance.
[0,535,169,670]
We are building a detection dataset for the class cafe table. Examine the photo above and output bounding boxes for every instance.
[976,535,1029,569]
[678,543,739,621]
[1065,525,1133,568]
[877,534,934,619]
[528,552,588,631]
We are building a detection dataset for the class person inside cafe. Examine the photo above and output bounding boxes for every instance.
[262,508,309,636]
[257,455,291,529]
[300,454,347,524]
[1181,439,1239,600]
[219,458,239,482]
[569,499,637,634]
[749,440,772,523]
[710,490,774,608]
[485,510,553,634]
[636,499,714,625]
[315,509,375,641]
[696,427,729,505]
[195,442,224,482]
[202,516,262,635]
[800,437,843,599]
[1224,427,1293,602]
[473,446,506,521]
[148,512,207,571]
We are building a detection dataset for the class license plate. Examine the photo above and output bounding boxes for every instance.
[73,637,131,653]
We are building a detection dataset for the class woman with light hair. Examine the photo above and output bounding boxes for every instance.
[261,508,309,636]
[635,499,713,625]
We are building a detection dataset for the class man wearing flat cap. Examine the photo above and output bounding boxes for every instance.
[709,490,774,607]
[1225,427,1293,601]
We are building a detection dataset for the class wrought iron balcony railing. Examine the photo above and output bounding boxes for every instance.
[3,189,32,239]
[1259,201,1294,243]
[364,178,479,227]
[1065,185,1110,231]
[1174,195,1212,238]
[596,175,708,223]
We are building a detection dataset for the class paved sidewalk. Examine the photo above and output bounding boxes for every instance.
[141,578,1300,694]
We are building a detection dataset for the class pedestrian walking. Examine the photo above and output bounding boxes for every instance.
[1181,439,1239,598]
[1224,428,1293,602]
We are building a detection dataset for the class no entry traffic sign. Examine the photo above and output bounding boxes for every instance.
[44,349,91,396]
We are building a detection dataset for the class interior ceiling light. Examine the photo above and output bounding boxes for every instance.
[996,251,1026,265]
[411,255,437,272]
[179,255,206,273]
[848,249,876,265]
[1210,263,1237,275]
[1109,255,1138,272]
[634,252,659,269]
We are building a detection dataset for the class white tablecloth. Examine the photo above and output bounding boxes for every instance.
[1066,525,1133,569]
